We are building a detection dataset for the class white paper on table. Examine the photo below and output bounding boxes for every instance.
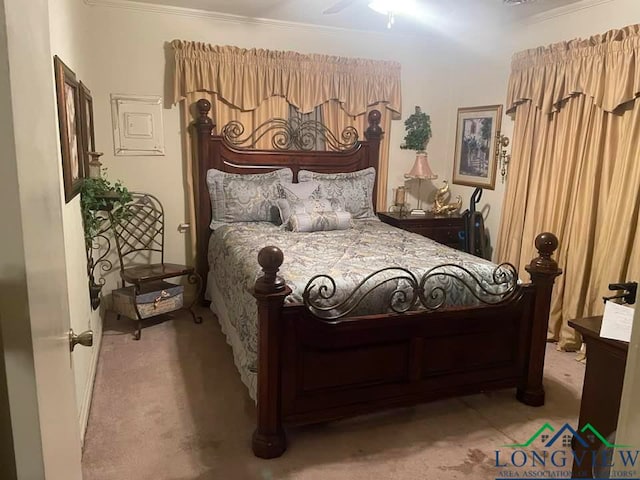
[600,301,635,342]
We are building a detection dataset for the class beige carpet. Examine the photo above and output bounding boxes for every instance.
[82,308,585,480]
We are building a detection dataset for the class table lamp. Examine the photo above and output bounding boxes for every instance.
[404,152,438,215]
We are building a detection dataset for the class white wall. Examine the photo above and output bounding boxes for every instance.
[79,1,463,266]
[443,0,640,260]
[48,0,102,443]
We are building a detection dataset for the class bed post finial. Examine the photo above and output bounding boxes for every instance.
[518,232,562,407]
[252,246,292,459]
[195,98,214,132]
[255,246,286,294]
[529,232,559,272]
[365,109,382,139]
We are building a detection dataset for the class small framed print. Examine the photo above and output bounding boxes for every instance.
[79,81,95,172]
[452,105,503,190]
[54,56,84,202]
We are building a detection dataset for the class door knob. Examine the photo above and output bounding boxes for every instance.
[69,329,93,352]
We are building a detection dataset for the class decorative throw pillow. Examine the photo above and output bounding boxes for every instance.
[276,197,344,227]
[206,168,293,227]
[298,167,376,219]
[277,180,323,202]
[289,210,353,232]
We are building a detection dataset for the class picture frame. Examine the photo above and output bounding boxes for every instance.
[54,56,85,202]
[79,81,95,172]
[452,104,503,190]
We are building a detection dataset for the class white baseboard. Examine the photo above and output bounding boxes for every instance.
[78,318,103,447]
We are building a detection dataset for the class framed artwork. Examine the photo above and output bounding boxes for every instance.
[452,104,503,190]
[79,81,95,172]
[54,56,85,202]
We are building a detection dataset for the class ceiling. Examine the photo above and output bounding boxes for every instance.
[121,0,589,33]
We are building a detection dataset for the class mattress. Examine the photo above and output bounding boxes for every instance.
[207,218,514,401]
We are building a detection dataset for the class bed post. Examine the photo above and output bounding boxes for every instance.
[365,110,382,211]
[193,99,214,302]
[252,246,292,459]
[518,232,562,406]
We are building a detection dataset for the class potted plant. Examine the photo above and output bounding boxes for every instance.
[402,106,436,215]
[400,105,432,153]
[81,175,131,309]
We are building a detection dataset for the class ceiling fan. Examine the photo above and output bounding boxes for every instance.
[323,0,399,28]
[322,0,357,15]
[323,0,538,14]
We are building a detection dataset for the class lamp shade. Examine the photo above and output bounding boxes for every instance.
[405,152,437,180]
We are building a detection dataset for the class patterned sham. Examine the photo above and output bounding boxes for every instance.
[298,167,375,219]
[206,168,293,228]
[289,210,352,232]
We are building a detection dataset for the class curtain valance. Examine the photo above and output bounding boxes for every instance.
[506,24,640,114]
[171,40,402,119]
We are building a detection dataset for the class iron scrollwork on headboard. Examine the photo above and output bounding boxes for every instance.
[221,117,359,151]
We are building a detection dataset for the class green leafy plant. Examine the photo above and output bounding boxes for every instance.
[80,175,132,248]
[400,106,432,152]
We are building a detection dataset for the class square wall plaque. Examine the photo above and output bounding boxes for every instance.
[110,94,165,156]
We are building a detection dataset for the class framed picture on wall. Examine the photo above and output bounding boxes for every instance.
[452,104,503,190]
[54,56,85,202]
[79,81,95,173]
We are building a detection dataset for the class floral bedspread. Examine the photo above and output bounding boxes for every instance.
[207,218,514,400]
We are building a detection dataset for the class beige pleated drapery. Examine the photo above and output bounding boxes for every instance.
[496,25,640,350]
[172,41,401,261]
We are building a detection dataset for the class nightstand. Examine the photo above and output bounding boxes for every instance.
[568,316,627,479]
[378,211,464,250]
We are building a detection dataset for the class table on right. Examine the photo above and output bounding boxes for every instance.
[568,315,629,478]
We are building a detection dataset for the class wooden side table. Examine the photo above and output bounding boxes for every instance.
[377,211,464,250]
[568,316,628,479]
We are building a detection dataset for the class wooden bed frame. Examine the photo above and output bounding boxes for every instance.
[192,98,562,459]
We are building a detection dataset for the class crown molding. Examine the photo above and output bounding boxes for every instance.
[82,0,420,38]
[520,0,616,25]
[84,0,616,40]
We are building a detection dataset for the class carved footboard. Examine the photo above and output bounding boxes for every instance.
[251,233,561,459]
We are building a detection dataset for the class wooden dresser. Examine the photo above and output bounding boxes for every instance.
[377,211,464,250]
[568,316,628,478]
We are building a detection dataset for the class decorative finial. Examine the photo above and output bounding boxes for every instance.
[255,246,286,293]
[195,98,213,127]
[531,232,559,271]
[366,109,382,138]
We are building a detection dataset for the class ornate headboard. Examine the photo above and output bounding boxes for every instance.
[191,98,383,290]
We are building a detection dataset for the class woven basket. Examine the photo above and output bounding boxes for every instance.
[113,281,184,320]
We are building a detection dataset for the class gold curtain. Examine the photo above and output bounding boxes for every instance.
[322,99,393,210]
[173,42,402,263]
[172,41,401,119]
[496,25,640,350]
